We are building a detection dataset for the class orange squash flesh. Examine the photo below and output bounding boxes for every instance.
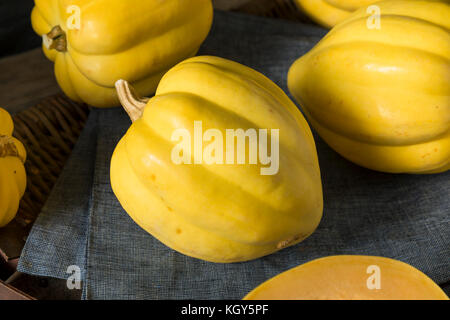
[244,256,448,300]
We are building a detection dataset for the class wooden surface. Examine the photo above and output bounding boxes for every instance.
[8,274,82,300]
[0,48,59,114]
[0,280,34,300]
[0,222,27,261]
[213,0,252,10]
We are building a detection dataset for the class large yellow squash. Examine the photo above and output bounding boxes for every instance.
[31,0,213,107]
[295,0,384,28]
[288,0,450,174]
[0,108,27,228]
[110,56,323,263]
[244,255,449,300]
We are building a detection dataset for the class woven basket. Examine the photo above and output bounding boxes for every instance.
[0,0,309,261]
[0,95,89,260]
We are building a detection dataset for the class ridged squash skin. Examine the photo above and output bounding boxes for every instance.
[244,255,449,300]
[0,108,27,228]
[288,0,450,174]
[31,0,213,107]
[295,0,393,28]
[110,56,323,263]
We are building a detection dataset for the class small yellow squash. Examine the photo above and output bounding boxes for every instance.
[244,255,449,300]
[295,0,394,28]
[288,0,450,174]
[31,0,213,107]
[110,56,323,263]
[0,108,27,228]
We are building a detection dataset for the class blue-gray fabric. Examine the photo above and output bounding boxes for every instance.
[18,110,98,281]
[18,11,450,299]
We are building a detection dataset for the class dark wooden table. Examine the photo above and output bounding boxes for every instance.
[0,48,59,115]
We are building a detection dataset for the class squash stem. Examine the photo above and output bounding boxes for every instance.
[0,136,20,159]
[115,80,149,122]
[43,25,67,52]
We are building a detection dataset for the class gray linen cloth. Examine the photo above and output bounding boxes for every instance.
[18,11,449,299]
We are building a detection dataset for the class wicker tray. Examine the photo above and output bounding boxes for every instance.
[0,0,308,262]
[0,95,89,261]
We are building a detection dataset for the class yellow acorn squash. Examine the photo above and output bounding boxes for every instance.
[244,255,449,300]
[288,0,450,174]
[0,108,27,228]
[110,56,323,263]
[31,0,213,108]
[295,0,392,28]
